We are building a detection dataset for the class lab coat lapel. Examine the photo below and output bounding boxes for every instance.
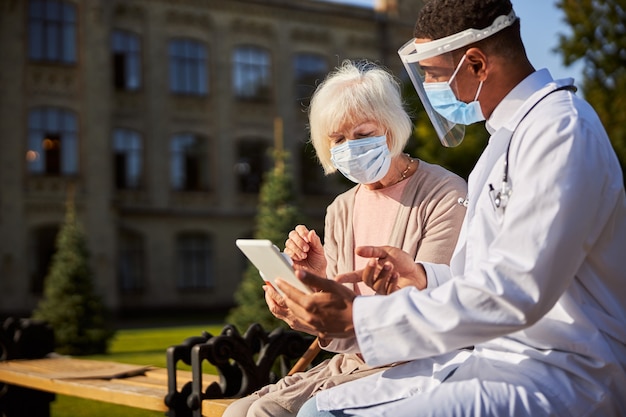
[464,129,513,270]
[450,128,513,273]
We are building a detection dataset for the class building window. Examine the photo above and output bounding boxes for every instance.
[232,45,271,101]
[169,39,208,95]
[27,107,78,175]
[176,233,213,289]
[294,53,328,107]
[28,0,77,63]
[118,229,145,293]
[30,225,59,294]
[235,139,270,193]
[301,141,326,195]
[112,30,141,91]
[113,128,142,189]
[170,133,207,191]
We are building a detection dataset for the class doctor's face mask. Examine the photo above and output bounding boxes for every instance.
[398,10,518,147]
[423,54,485,126]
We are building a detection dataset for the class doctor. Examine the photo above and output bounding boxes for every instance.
[274,0,626,416]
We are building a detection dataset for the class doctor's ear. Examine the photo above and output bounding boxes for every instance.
[465,48,488,77]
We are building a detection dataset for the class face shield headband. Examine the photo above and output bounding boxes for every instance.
[398,10,518,147]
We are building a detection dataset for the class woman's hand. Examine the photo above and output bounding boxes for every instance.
[264,284,321,336]
[284,225,327,277]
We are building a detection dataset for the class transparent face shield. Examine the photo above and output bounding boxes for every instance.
[398,10,518,147]
[399,45,463,147]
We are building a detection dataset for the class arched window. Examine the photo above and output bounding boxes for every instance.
[27,107,78,175]
[170,133,207,191]
[113,128,143,189]
[28,0,77,63]
[293,52,328,107]
[29,225,59,294]
[112,30,142,90]
[169,38,208,95]
[118,229,145,292]
[232,45,271,100]
[176,233,214,289]
[235,139,270,193]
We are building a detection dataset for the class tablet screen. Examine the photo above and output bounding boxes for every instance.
[236,239,312,295]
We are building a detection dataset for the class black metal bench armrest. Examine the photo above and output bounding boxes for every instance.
[165,323,314,417]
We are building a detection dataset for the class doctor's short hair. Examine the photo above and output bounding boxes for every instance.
[308,60,413,175]
[415,0,523,60]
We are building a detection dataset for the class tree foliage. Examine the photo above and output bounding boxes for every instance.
[226,148,307,333]
[32,197,114,355]
[557,0,626,179]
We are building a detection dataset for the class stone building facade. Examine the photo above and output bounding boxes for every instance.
[0,0,423,316]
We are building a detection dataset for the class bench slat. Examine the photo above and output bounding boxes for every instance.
[0,357,234,415]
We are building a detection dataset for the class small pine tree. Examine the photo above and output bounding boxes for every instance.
[227,148,306,332]
[32,193,114,355]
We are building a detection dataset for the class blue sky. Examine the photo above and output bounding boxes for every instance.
[321,0,584,86]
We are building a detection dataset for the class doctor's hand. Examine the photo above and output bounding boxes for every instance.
[284,225,327,277]
[275,270,356,339]
[337,246,427,295]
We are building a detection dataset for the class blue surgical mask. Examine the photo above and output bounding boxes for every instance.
[423,54,485,125]
[330,135,391,184]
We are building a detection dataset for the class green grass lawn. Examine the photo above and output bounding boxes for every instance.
[50,323,226,417]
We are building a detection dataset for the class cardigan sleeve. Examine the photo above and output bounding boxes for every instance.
[411,166,467,265]
[391,161,467,266]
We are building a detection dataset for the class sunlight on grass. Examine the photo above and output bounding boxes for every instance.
[86,324,224,369]
[50,323,226,417]
[52,395,164,417]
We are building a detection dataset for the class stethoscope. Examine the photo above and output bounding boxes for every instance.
[488,138,513,210]
[458,135,513,211]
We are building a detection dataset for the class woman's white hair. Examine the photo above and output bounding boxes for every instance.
[308,60,413,174]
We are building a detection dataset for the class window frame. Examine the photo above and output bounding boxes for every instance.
[293,52,328,106]
[111,29,142,91]
[118,229,145,293]
[113,128,143,189]
[28,0,77,64]
[235,138,271,194]
[170,133,208,191]
[29,225,59,294]
[232,45,272,101]
[168,38,209,96]
[176,233,214,290]
[27,107,79,176]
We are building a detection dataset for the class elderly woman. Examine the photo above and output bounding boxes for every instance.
[223,60,467,417]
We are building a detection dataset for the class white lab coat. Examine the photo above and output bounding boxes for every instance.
[313,70,626,416]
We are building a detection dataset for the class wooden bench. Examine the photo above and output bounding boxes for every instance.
[0,356,234,416]
[0,318,316,417]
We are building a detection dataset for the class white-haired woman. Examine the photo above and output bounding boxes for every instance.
[224,60,467,417]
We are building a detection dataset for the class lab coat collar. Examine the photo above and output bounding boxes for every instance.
[486,69,575,135]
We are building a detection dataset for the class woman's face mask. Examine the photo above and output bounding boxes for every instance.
[330,134,391,184]
[423,54,485,125]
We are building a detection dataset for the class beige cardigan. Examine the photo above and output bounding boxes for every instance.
[324,159,467,279]
[321,159,467,354]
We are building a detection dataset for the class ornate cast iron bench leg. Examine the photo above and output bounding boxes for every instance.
[166,323,315,417]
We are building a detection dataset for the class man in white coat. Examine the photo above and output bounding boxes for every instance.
[273,0,626,416]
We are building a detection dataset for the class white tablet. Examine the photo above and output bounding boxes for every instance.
[235,239,313,295]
